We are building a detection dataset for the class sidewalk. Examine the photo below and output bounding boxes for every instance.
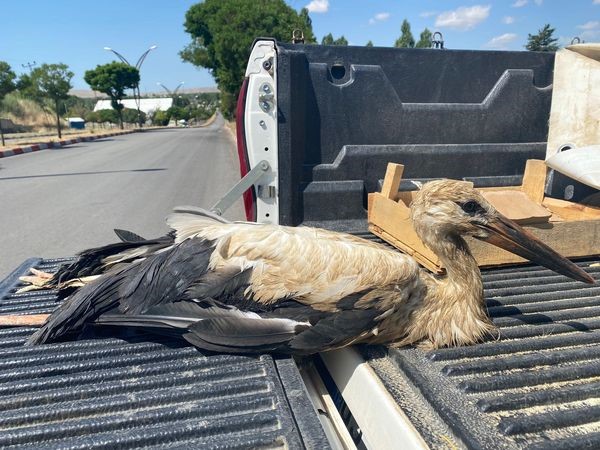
[1,129,138,159]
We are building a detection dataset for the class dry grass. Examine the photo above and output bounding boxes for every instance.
[225,119,237,141]
[1,94,55,130]
[1,129,121,149]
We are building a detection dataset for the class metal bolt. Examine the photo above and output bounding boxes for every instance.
[261,101,271,112]
[263,60,272,71]
[262,84,271,93]
[260,162,269,170]
[259,120,266,128]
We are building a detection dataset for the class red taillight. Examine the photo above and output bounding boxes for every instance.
[235,77,256,222]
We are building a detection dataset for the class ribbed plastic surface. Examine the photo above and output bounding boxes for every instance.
[0,258,328,449]
[372,258,600,450]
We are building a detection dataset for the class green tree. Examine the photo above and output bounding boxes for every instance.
[0,61,16,98]
[526,24,559,52]
[333,35,348,46]
[366,40,374,47]
[321,33,335,45]
[415,28,433,48]
[122,107,146,124]
[181,0,315,118]
[168,106,190,122]
[299,7,312,33]
[321,33,348,46]
[96,109,120,124]
[0,61,17,146]
[395,19,415,48]
[151,110,170,126]
[84,111,99,123]
[15,73,40,100]
[31,63,74,138]
[84,62,139,129]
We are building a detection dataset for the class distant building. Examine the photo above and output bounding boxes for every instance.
[67,117,85,130]
[93,98,174,115]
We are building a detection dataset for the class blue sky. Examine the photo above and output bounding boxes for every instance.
[1,1,598,92]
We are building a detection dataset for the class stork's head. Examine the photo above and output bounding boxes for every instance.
[410,179,594,284]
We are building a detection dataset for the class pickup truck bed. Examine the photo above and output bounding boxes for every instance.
[363,255,600,450]
[0,258,329,449]
[234,40,600,448]
[3,252,599,449]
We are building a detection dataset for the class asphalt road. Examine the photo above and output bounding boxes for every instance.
[0,115,245,280]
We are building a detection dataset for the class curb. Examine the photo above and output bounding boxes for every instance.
[0,130,138,159]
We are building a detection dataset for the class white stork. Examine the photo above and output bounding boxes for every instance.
[20,180,593,353]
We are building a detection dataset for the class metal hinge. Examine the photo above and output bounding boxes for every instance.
[210,160,271,216]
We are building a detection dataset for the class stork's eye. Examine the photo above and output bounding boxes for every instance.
[461,200,481,215]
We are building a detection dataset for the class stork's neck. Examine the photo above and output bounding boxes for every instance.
[427,233,483,299]
[409,232,493,348]
[421,231,485,316]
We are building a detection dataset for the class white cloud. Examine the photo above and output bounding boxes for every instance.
[435,5,491,31]
[534,0,543,5]
[594,0,600,4]
[485,33,518,50]
[369,12,390,25]
[577,21,600,30]
[577,21,600,40]
[420,11,438,18]
[581,30,600,40]
[512,0,528,7]
[502,16,515,24]
[305,0,328,13]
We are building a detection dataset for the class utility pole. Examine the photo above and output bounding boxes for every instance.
[21,61,36,73]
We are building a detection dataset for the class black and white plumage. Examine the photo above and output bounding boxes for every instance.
[27,210,394,354]
[25,181,593,353]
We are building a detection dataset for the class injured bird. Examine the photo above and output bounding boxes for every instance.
[13,180,594,353]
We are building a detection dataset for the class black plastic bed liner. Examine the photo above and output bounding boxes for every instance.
[0,258,329,449]
[362,255,600,450]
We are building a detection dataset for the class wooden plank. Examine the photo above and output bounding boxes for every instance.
[543,197,600,221]
[0,314,48,326]
[369,224,443,273]
[370,192,600,270]
[482,190,551,224]
[521,159,547,204]
[397,191,418,206]
[478,186,521,192]
[368,193,440,269]
[380,163,404,200]
[369,158,600,271]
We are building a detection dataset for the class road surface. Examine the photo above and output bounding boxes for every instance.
[0,116,245,280]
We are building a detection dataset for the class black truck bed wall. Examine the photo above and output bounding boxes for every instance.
[276,43,556,229]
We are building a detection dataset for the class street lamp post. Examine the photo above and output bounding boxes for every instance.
[103,45,157,128]
[157,81,185,97]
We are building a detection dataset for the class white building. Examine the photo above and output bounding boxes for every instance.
[93,98,173,115]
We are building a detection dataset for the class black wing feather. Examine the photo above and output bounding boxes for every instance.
[288,309,379,353]
[27,238,215,345]
[113,228,148,243]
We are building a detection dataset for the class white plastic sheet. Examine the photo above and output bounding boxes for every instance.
[545,145,600,190]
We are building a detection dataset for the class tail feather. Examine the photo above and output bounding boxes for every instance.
[52,235,174,285]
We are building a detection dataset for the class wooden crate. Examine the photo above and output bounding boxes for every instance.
[368,160,600,273]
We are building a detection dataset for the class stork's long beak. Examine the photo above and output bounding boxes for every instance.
[477,215,595,284]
